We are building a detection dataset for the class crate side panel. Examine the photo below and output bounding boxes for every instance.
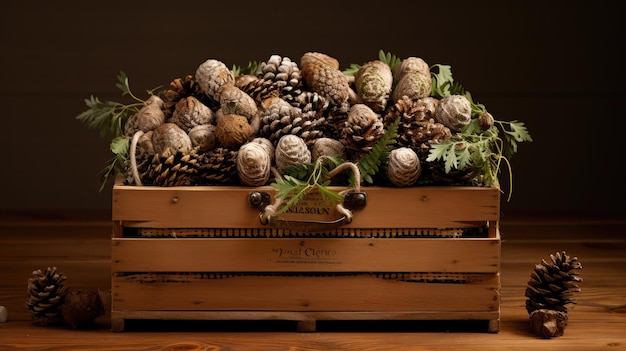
[112,237,500,273]
[112,184,500,229]
[112,273,500,312]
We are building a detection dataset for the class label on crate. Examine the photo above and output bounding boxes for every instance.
[278,188,341,223]
[269,244,343,265]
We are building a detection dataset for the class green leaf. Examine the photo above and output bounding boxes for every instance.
[356,118,399,185]
[342,63,362,76]
[378,49,401,72]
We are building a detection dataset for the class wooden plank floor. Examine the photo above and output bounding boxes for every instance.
[1,210,625,350]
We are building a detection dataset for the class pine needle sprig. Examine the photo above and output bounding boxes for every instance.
[343,49,402,76]
[232,61,260,76]
[97,136,130,192]
[76,71,145,138]
[356,118,399,185]
[271,156,344,214]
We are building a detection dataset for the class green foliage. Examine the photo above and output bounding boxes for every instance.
[378,49,401,72]
[98,136,130,191]
[271,156,344,214]
[232,61,260,76]
[426,119,532,200]
[356,118,399,185]
[430,64,487,116]
[75,71,144,138]
[343,49,401,76]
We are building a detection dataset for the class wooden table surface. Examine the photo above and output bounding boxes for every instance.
[1,210,625,350]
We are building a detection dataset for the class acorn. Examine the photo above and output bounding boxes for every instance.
[215,114,254,150]
[61,288,105,329]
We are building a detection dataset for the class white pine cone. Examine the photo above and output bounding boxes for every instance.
[354,60,393,112]
[195,58,235,101]
[151,123,193,157]
[387,147,421,187]
[275,135,311,173]
[434,95,472,132]
[237,142,272,186]
[170,96,215,133]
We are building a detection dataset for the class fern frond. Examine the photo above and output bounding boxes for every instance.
[356,118,399,185]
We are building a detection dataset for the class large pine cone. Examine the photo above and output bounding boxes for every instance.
[142,149,200,186]
[525,251,583,314]
[258,97,324,146]
[384,96,451,160]
[196,147,239,185]
[26,267,69,325]
[341,103,385,160]
[162,75,217,117]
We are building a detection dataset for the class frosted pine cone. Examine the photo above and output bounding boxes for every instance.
[341,104,385,160]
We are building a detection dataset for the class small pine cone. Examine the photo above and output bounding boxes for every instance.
[188,124,217,152]
[525,251,583,314]
[529,309,569,338]
[169,96,215,133]
[236,74,281,106]
[216,85,259,128]
[392,72,432,103]
[124,96,166,137]
[300,52,340,70]
[143,149,200,186]
[434,95,472,132]
[237,142,272,186]
[196,147,239,185]
[26,267,69,325]
[427,160,478,186]
[151,123,193,157]
[311,137,345,161]
[258,97,324,146]
[257,55,302,96]
[478,111,495,131]
[162,75,216,116]
[195,58,235,101]
[387,147,421,187]
[275,135,311,174]
[301,60,350,106]
[354,60,393,112]
[385,96,451,160]
[393,57,430,82]
[341,104,385,160]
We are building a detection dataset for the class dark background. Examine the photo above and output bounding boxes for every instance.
[0,1,622,217]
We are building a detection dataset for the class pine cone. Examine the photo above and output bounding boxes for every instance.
[525,251,583,314]
[384,96,451,160]
[26,267,69,325]
[257,55,302,102]
[300,53,349,106]
[258,97,324,146]
[196,147,239,185]
[236,74,281,106]
[162,75,217,117]
[143,149,200,186]
[341,104,385,160]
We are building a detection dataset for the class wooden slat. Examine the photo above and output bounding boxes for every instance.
[111,237,500,273]
[112,180,500,229]
[111,274,500,312]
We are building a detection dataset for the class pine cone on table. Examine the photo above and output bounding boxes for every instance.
[525,251,583,338]
[26,267,69,325]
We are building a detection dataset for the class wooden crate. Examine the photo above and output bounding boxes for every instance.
[111,177,501,332]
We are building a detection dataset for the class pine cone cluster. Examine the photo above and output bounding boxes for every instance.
[119,52,502,188]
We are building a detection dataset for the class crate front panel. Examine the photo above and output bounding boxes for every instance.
[112,272,500,312]
[111,236,500,273]
[112,181,500,230]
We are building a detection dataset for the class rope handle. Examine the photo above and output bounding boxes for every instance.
[260,161,362,228]
[129,130,144,186]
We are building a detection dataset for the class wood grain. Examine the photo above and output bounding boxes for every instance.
[1,210,625,350]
